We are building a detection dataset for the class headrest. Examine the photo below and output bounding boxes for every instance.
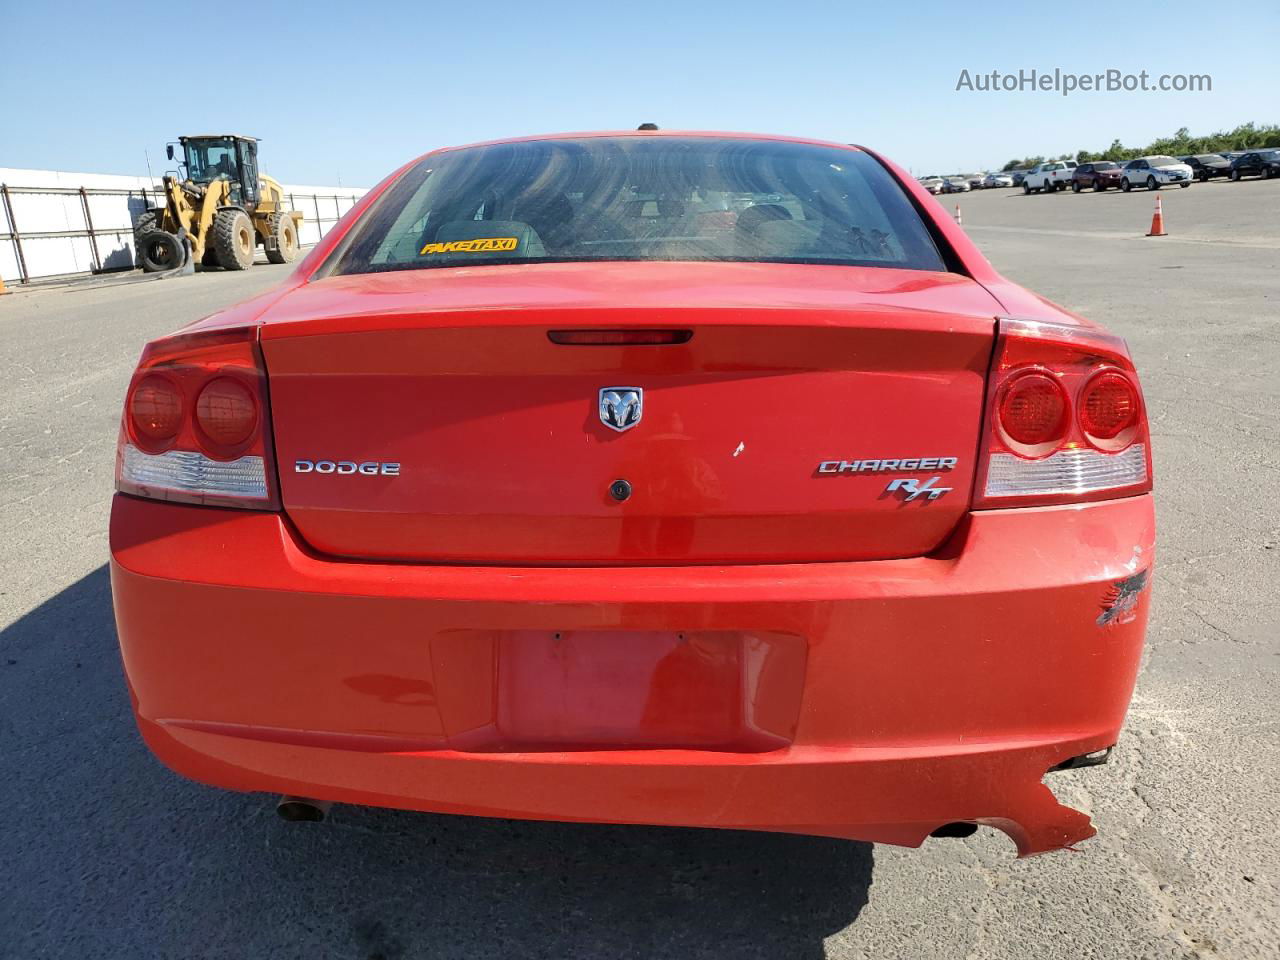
[751,220,822,256]
[514,195,574,228]
[736,203,793,235]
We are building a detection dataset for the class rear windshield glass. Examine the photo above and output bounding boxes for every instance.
[326,137,947,275]
[1092,162,1118,170]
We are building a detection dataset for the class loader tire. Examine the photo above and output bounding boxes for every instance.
[265,214,299,264]
[213,209,255,270]
[136,230,185,273]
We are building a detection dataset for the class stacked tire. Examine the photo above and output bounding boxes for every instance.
[136,229,185,273]
[134,209,183,273]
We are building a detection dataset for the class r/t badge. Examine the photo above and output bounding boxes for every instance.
[885,476,952,501]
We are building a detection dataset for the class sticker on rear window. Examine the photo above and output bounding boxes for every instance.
[420,237,519,255]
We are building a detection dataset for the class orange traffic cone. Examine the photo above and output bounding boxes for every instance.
[955,205,963,225]
[0,274,7,295]
[1146,196,1166,237]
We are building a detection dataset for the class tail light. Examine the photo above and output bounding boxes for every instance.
[115,327,279,510]
[974,318,1152,508]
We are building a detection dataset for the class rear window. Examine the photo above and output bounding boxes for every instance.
[326,137,947,276]
[1093,162,1118,170]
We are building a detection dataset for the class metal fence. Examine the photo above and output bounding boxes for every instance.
[0,182,362,284]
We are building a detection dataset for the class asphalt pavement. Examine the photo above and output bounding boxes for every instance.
[2,178,1277,959]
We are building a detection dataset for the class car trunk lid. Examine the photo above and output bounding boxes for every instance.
[261,261,1000,565]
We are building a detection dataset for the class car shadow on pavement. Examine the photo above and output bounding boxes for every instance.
[1,566,874,959]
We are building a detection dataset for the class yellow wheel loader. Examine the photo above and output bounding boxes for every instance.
[134,135,304,272]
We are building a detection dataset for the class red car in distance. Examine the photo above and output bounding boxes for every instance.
[110,131,1154,857]
[1071,161,1125,192]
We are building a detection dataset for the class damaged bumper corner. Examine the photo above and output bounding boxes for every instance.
[139,711,1112,858]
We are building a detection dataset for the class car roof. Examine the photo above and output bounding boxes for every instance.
[419,130,868,160]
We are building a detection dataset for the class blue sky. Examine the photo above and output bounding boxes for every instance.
[3,0,1276,185]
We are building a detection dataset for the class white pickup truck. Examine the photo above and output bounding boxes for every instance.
[1022,161,1076,194]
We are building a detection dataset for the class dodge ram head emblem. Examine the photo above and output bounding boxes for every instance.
[599,387,643,432]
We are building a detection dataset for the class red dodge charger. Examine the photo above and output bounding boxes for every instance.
[110,131,1154,857]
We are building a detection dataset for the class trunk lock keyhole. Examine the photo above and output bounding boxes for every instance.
[609,479,632,503]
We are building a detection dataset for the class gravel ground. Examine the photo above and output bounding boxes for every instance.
[2,177,1277,959]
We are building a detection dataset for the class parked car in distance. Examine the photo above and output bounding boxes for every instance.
[984,172,1014,188]
[919,176,945,195]
[1228,149,1280,181]
[1072,161,1124,192]
[1120,156,1193,191]
[109,129,1155,858]
[1022,161,1073,194]
[1179,154,1232,182]
[943,177,971,193]
[1010,169,1030,186]
[966,174,985,190]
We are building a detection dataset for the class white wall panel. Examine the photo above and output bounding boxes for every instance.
[1,167,365,283]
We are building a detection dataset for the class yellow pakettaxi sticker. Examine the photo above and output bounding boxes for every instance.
[420,237,519,255]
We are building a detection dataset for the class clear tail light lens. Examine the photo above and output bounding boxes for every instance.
[974,318,1152,508]
[982,444,1149,499]
[115,327,279,509]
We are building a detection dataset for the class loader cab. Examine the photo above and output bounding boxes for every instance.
[174,135,261,207]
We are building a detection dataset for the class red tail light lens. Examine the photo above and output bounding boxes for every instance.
[195,377,258,449]
[1079,372,1139,440]
[116,327,279,510]
[128,375,184,448]
[997,373,1067,446]
[975,318,1152,508]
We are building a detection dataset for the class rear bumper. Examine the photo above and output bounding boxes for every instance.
[110,493,1155,856]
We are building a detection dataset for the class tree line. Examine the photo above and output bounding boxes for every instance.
[999,122,1280,171]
